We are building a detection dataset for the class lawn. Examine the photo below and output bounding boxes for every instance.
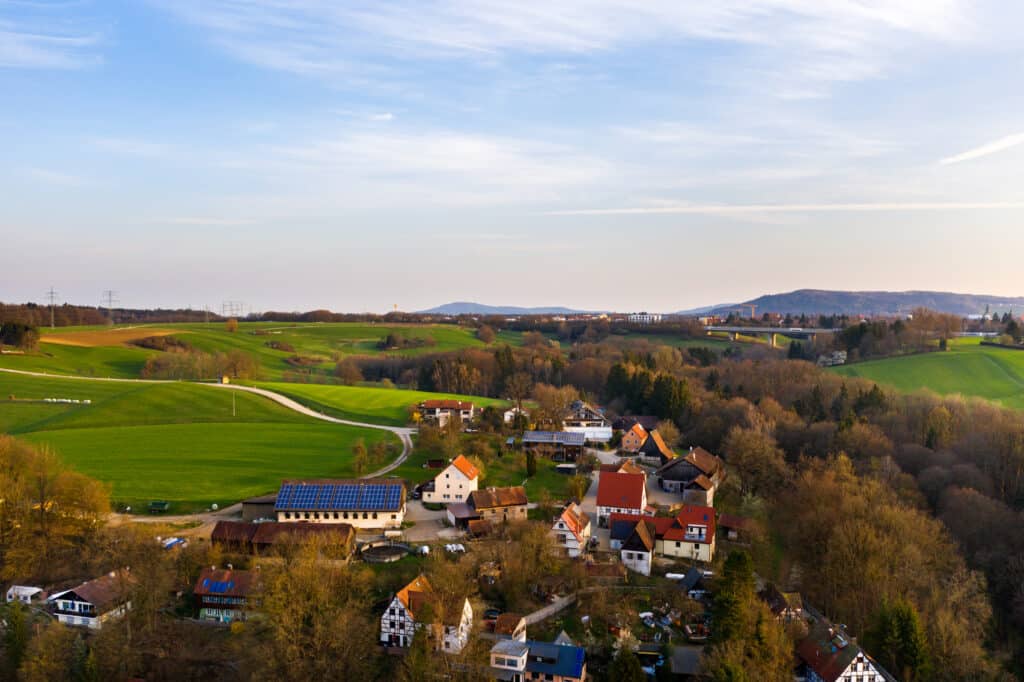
[0,321,520,380]
[254,382,509,426]
[0,372,397,512]
[830,338,1024,409]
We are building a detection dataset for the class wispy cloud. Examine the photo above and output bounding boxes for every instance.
[24,167,88,186]
[939,133,1024,165]
[548,201,1024,216]
[0,7,101,69]
[151,216,256,226]
[87,136,172,157]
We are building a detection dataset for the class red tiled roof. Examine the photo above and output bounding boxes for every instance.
[420,399,474,410]
[471,486,528,510]
[596,472,646,509]
[59,571,135,611]
[628,423,647,440]
[599,460,645,475]
[397,575,433,619]
[450,455,480,480]
[609,512,677,537]
[557,502,591,543]
[609,505,716,545]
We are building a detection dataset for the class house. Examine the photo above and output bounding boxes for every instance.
[503,406,529,424]
[562,400,612,443]
[622,311,663,325]
[551,502,591,558]
[595,471,648,527]
[797,622,893,682]
[656,447,725,506]
[49,571,135,629]
[620,422,648,453]
[490,639,587,682]
[608,505,716,563]
[494,613,527,642]
[522,431,585,461]
[5,585,43,605]
[620,520,656,576]
[470,486,529,523]
[275,479,406,529]
[194,567,259,624]
[241,493,277,522]
[759,584,804,623]
[380,575,473,653]
[423,455,480,504]
[638,430,678,467]
[418,399,476,427]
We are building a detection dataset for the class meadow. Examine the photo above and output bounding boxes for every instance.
[0,372,396,512]
[831,337,1024,409]
[0,321,512,380]
[254,382,509,425]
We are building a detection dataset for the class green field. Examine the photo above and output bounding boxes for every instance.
[0,372,396,511]
[831,338,1024,409]
[255,382,508,426]
[0,321,515,380]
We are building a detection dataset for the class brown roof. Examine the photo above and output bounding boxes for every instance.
[470,486,528,510]
[717,513,756,532]
[397,575,433,619]
[211,520,258,545]
[797,622,869,682]
[450,455,480,480]
[643,430,677,460]
[468,519,493,536]
[622,520,656,553]
[556,502,591,543]
[193,568,259,599]
[251,522,354,548]
[627,423,647,440]
[60,571,135,611]
[242,493,278,504]
[684,447,723,476]
[599,460,645,475]
[420,399,474,410]
[596,472,646,509]
[494,613,525,635]
[689,474,714,491]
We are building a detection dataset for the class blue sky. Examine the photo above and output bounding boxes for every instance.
[3,1,1024,313]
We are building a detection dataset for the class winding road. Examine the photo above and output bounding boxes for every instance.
[0,368,417,521]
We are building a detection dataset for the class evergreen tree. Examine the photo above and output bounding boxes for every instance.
[4,600,30,676]
[606,648,645,682]
[865,599,930,681]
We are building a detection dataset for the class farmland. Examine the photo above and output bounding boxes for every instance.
[0,321,512,380]
[0,372,396,511]
[254,382,509,426]
[831,337,1024,409]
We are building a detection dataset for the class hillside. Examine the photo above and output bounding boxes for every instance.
[706,289,1024,317]
[419,301,591,315]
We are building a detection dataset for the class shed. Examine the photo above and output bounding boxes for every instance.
[241,493,278,522]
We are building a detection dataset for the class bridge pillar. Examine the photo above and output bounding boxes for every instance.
[731,331,739,342]
[770,333,777,348]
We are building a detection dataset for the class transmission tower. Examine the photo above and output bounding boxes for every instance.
[102,290,118,323]
[46,287,58,329]
[221,301,245,319]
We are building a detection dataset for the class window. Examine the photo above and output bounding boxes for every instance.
[675,541,681,548]
[304,512,310,520]
[391,514,397,520]
[284,512,291,520]
[333,512,339,519]
[343,512,349,519]
[373,512,378,519]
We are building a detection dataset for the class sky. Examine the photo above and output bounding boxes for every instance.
[3,1,1024,313]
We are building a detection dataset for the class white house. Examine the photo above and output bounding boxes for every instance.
[798,622,892,682]
[551,502,591,558]
[48,571,134,629]
[503,406,528,424]
[562,400,612,444]
[5,586,43,605]
[595,471,648,527]
[423,455,480,504]
[619,520,655,576]
[609,505,717,565]
[380,575,473,653]
[628,312,663,324]
[418,399,476,427]
[275,479,406,529]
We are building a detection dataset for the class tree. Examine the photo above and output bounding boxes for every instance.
[721,427,789,497]
[526,450,537,477]
[505,372,533,415]
[476,325,496,344]
[334,357,363,385]
[3,600,29,676]
[533,383,577,429]
[352,439,369,476]
[225,318,239,333]
[17,620,76,682]
[567,473,590,502]
[607,648,645,682]
[865,599,931,681]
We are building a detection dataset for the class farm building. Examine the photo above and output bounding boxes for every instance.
[469,486,529,523]
[275,479,406,529]
[656,446,725,506]
[49,570,135,629]
[241,493,277,522]
[194,567,259,624]
[522,430,585,461]
[211,520,355,556]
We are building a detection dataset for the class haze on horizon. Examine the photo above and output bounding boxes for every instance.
[3,1,1024,314]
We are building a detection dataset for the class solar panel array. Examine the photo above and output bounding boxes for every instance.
[275,481,404,511]
[522,431,585,445]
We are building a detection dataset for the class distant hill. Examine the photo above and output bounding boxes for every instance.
[704,289,1024,317]
[674,303,740,316]
[419,302,592,315]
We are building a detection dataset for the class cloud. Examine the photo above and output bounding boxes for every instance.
[151,216,256,226]
[0,9,101,69]
[24,167,88,186]
[368,112,395,122]
[939,133,1024,165]
[153,1,977,93]
[87,136,172,157]
[548,201,1024,216]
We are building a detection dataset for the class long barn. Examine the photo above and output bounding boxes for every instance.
[275,479,406,530]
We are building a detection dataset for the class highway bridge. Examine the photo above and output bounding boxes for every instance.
[705,326,842,347]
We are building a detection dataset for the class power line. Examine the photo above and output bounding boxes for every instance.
[102,290,118,323]
[45,287,58,329]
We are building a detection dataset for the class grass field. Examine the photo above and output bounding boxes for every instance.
[0,372,396,511]
[254,382,509,426]
[0,322,518,380]
[831,338,1024,409]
